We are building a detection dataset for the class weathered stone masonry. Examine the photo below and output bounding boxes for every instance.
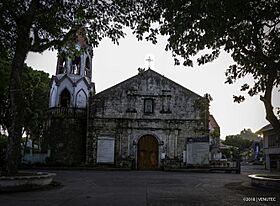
[42,108,87,165]
[43,28,210,168]
[87,69,209,169]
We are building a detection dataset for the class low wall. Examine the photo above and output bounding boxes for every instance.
[248,174,280,189]
[0,172,56,192]
[22,153,49,164]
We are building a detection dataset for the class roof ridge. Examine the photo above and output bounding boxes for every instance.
[94,68,203,98]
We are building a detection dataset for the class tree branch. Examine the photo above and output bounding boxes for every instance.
[30,39,61,52]
[30,28,77,52]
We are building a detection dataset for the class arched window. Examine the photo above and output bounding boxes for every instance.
[71,56,81,75]
[60,88,71,107]
[85,56,91,77]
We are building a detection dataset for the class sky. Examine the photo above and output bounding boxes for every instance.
[25,29,280,139]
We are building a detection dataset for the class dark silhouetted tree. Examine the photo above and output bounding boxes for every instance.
[133,0,280,133]
[0,0,140,175]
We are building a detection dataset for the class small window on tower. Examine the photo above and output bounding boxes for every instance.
[144,98,154,114]
[71,56,81,75]
[85,57,91,77]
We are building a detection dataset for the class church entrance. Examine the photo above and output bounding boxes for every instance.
[137,135,159,170]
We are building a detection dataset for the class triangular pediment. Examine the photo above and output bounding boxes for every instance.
[95,69,203,99]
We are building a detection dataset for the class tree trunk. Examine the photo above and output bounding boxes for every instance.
[2,26,32,177]
[1,0,39,176]
[260,75,280,134]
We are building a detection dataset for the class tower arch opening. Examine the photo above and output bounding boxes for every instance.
[85,56,91,77]
[71,56,81,75]
[57,54,67,74]
[60,88,71,107]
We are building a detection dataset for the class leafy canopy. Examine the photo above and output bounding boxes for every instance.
[223,135,253,151]
[0,0,138,56]
[0,0,144,175]
[135,0,280,84]
[0,51,50,141]
[133,0,280,130]
[240,128,260,141]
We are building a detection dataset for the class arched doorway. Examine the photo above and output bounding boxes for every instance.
[60,88,71,107]
[137,135,159,170]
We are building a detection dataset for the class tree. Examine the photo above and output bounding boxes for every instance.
[0,0,139,175]
[21,66,50,143]
[0,51,50,169]
[210,128,220,147]
[223,135,252,152]
[0,48,10,128]
[0,134,7,168]
[240,128,259,141]
[133,0,280,133]
[21,65,50,157]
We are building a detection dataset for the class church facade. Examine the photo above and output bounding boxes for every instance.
[43,29,211,169]
[86,69,210,169]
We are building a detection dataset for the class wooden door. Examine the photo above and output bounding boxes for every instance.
[137,135,158,170]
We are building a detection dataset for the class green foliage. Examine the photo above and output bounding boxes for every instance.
[0,0,143,174]
[220,128,259,160]
[0,49,11,131]
[135,0,280,87]
[193,94,212,130]
[224,135,252,151]
[221,147,239,160]
[240,128,259,141]
[210,128,220,139]
[193,99,207,129]
[22,66,50,140]
[133,0,280,131]
[0,134,7,147]
[0,49,10,94]
[0,0,141,55]
[0,55,50,141]
[0,134,7,166]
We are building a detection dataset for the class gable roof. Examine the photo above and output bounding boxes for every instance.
[256,120,280,134]
[95,69,203,98]
[209,115,220,130]
[52,74,92,89]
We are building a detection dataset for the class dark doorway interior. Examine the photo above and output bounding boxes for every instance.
[60,88,71,107]
[137,135,159,170]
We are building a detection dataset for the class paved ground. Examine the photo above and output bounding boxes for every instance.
[0,165,279,206]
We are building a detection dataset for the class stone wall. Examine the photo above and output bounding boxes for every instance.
[42,108,87,165]
[87,118,207,168]
[87,70,209,168]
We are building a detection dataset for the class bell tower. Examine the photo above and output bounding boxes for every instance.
[43,27,94,165]
[49,27,95,108]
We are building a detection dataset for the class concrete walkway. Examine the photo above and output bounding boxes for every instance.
[0,165,279,206]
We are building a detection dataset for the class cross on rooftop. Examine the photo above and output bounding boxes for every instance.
[145,56,153,69]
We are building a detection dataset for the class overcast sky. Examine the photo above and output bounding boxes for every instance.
[26,29,280,139]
